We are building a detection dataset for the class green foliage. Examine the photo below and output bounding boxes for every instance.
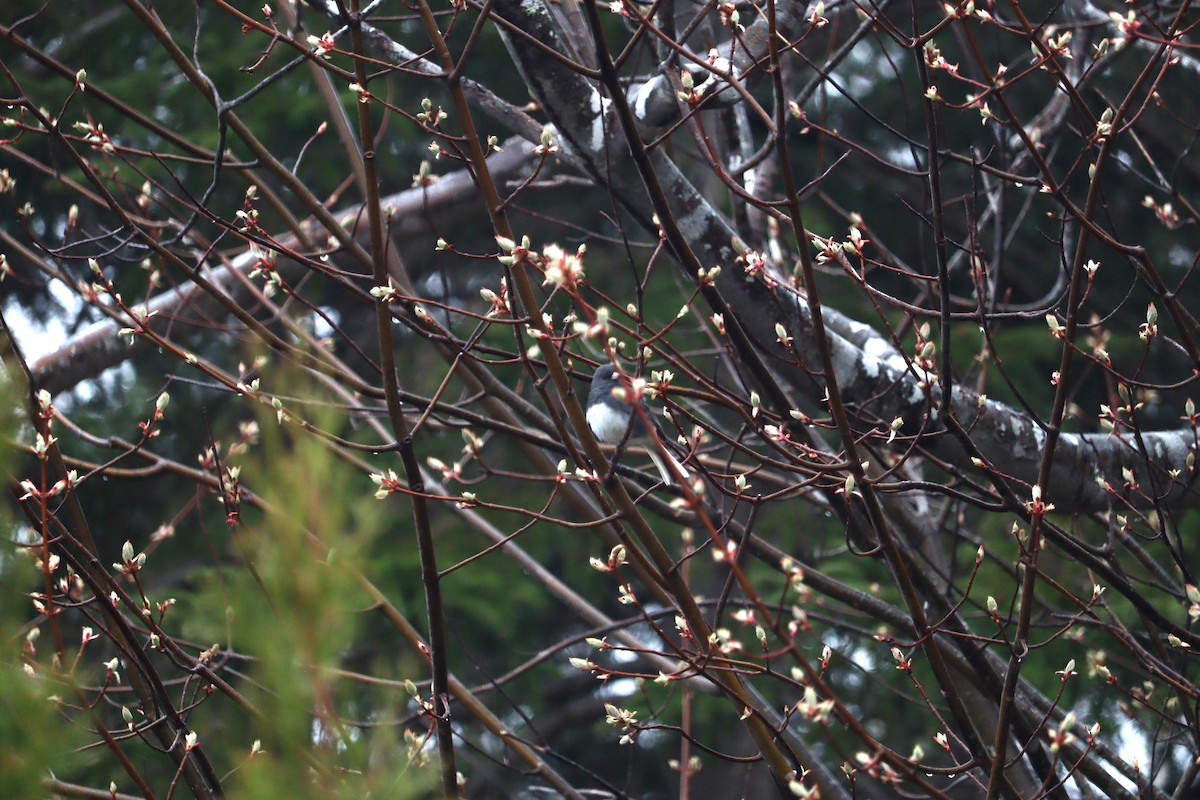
[0,374,87,799]
[188,403,436,799]
[0,560,90,800]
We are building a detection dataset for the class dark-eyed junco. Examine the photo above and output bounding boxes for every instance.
[586,363,684,486]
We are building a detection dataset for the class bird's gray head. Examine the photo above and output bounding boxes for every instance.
[588,364,623,405]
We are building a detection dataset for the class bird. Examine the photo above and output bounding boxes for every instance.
[586,363,685,486]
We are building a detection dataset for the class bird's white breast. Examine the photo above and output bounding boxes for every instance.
[587,402,629,444]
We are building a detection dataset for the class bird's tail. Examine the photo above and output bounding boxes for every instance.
[647,447,686,487]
